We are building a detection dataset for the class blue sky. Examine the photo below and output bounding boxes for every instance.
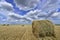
[0,0,60,24]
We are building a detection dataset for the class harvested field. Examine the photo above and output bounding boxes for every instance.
[0,25,60,40]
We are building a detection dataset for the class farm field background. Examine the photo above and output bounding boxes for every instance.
[0,24,60,40]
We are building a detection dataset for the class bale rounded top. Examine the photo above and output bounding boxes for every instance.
[32,20,55,25]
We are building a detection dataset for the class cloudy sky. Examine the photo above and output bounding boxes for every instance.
[0,0,60,24]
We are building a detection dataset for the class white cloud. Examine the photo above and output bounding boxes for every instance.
[49,12,60,20]
[8,9,47,22]
[7,9,47,24]
[8,12,24,18]
[6,12,32,24]
[47,17,60,24]
[51,12,60,17]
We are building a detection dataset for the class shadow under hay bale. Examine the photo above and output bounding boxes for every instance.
[32,20,56,40]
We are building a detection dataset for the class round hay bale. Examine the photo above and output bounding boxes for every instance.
[32,20,56,38]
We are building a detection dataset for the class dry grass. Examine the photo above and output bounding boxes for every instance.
[0,25,60,40]
[0,25,37,40]
[55,26,60,40]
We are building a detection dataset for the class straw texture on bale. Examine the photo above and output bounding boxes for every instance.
[32,20,56,38]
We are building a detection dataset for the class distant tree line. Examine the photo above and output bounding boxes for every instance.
[2,24,9,26]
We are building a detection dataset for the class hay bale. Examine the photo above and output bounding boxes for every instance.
[32,20,56,38]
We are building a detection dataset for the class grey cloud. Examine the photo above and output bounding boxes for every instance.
[14,0,39,10]
[14,0,27,6]
[0,2,13,11]
[1,5,13,11]
[25,10,48,19]
[48,0,58,4]
[37,0,59,14]
[9,15,22,20]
